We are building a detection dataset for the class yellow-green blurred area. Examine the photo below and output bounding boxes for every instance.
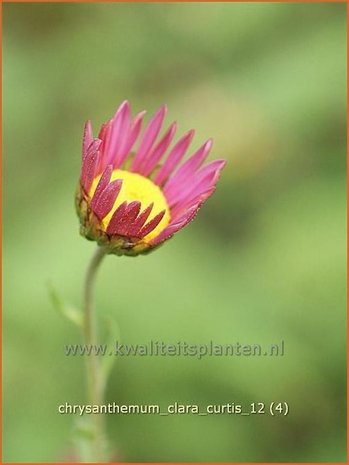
[3,3,346,462]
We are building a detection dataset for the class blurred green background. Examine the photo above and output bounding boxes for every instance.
[3,2,346,463]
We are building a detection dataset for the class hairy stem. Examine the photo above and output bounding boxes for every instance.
[82,246,109,461]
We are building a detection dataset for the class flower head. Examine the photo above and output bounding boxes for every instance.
[76,101,225,256]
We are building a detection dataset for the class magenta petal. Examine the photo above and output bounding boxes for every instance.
[154,129,195,186]
[97,121,112,173]
[138,210,166,238]
[98,122,108,140]
[115,110,146,168]
[170,204,199,227]
[131,105,167,172]
[82,120,93,160]
[112,101,132,167]
[106,201,128,235]
[128,203,154,236]
[92,179,122,220]
[163,139,212,196]
[170,186,215,220]
[123,201,142,225]
[194,159,226,180]
[81,139,102,193]
[90,165,113,210]
[167,159,226,208]
[171,170,215,207]
[112,201,142,236]
[104,101,130,167]
[81,152,98,193]
[98,121,110,153]
[140,122,177,177]
[151,204,199,246]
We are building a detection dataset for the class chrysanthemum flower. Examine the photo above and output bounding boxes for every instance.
[76,101,225,256]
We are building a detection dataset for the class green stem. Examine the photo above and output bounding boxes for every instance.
[82,245,109,461]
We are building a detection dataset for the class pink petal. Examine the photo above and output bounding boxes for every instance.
[163,139,212,197]
[167,159,225,208]
[154,130,195,186]
[123,201,142,226]
[131,105,167,172]
[81,139,102,193]
[90,165,113,210]
[170,186,215,220]
[98,122,108,141]
[105,101,130,166]
[106,201,128,235]
[82,120,93,160]
[92,179,123,220]
[138,210,166,238]
[97,121,112,173]
[112,102,132,168]
[140,122,177,177]
[195,159,226,179]
[113,201,142,236]
[151,204,200,246]
[128,203,154,237]
[170,170,215,208]
[115,110,146,168]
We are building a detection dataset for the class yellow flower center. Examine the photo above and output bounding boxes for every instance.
[90,169,171,242]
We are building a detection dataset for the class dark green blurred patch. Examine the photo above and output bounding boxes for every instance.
[3,3,346,462]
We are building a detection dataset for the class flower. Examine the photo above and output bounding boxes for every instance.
[76,100,226,256]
